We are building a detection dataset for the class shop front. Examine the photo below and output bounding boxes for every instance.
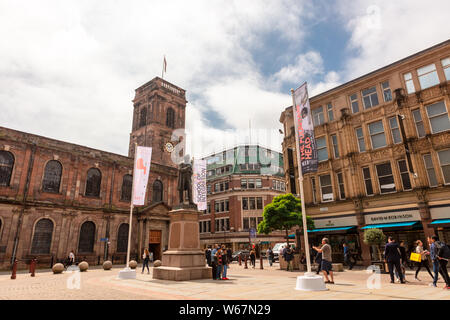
[361,208,425,263]
[307,215,360,263]
[429,204,450,243]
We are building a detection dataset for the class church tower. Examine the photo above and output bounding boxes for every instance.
[129,77,187,168]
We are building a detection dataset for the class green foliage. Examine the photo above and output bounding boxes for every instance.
[363,228,386,246]
[257,193,314,235]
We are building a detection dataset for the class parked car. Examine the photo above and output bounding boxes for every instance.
[231,250,250,261]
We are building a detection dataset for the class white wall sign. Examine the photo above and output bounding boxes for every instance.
[313,215,358,229]
[364,210,420,224]
[430,206,450,220]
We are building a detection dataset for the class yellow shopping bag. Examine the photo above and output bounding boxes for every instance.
[410,252,421,262]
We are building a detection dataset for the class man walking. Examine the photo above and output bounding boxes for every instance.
[384,237,405,284]
[266,247,274,267]
[284,245,294,271]
[343,243,353,270]
[205,246,212,267]
[429,235,450,289]
[313,238,334,284]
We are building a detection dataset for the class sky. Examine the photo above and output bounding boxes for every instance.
[0,0,449,158]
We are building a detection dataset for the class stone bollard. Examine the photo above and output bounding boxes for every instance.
[11,259,18,280]
[260,256,264,269]
[103,260,112,270]
[78,261,89,272]
[129,260,137,269]
[52,263,64,274]
[30,258,37,277]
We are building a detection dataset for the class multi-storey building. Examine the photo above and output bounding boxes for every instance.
[0,77,186,270]
[280,40,450,265]
[199,145,287,251]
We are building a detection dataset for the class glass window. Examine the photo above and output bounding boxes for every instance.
[85,168,101,197]
[337,172,345,200]
[311,177,317,203]
[404,73,415,94]
[442,58,450,81]
[312,106,325,126]
[362,86,379,109]
[398,160,412,191]
[257,197,263,209]
[248,179,255,189]
[243,218,249,230]
[355,127,366,152]
[215,202,220,212]
[256,178,262,188]
[139,107,147,128]
[417,63,439,90]
[241,179,247,189]
[152,180,163,202]
[78,221,95,253]
[437,149,450,184]
[319,174,333,202]
[368,121,387,149]
[389,117,402,144]
[382,81,392,102]
[327,103,334,121]
[350,94,359,113]
[42,160,62,193]
[425,101,450,134]
[249,197,256,210]
[412,109,426,138]
[0,151,14,187]
[166,108,175,128]
[121,174,133,201]
[116,224,129,252]
[376,162,396,194]
[31,219,53,254]
[316,136,328,162]
[423,154,438,187]
[207,184,212,194]
[363,167,374,196]
[242,198,248,210]
[331,134,339,158]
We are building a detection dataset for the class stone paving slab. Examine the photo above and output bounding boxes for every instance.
[0,262,449,300]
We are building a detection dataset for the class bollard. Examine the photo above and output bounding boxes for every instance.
[244,255,248,269]
[11,259,18,280]
[238,255,242,266]
[30,258,37,277]
[260,255,263,270]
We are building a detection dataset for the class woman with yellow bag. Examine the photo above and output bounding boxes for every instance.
[413,240,433,281]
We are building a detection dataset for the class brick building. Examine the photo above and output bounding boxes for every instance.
[0,77,186,270]
[280,40,450,265]
[199,145,287,251]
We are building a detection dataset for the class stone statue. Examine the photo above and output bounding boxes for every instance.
[177,154,195,205]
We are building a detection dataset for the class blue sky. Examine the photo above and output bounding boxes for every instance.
[0,1,449,158]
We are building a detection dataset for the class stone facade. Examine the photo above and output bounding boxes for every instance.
[0,77,186,270]
[280,40,450,265]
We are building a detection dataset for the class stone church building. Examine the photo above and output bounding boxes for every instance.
[0,77,186,270]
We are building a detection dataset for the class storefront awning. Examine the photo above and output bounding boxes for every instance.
[307,226,355,233]
[430,219,450,225]
[361,221,420,229]
[287,234,295,239]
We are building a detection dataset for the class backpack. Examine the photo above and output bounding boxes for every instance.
[436,241,450,260]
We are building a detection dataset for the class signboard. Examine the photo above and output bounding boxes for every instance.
[364,210,420,224]
[313,215,358,229]
[192,159,207,211]
[100,238,109,242]
[293,82,318,174]
[132,146,152,206]
[430,206,450,220]
[249,228,256,239]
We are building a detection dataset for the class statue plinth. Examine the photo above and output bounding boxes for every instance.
[152,207,211,281]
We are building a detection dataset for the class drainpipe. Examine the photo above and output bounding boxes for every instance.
[11,143,37,264]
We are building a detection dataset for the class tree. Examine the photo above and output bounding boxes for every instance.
[257,193,314,247]
[363,228,386,261]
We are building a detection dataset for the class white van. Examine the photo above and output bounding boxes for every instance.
[272,242,295,261]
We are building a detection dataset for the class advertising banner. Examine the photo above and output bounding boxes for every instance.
[193,159,207,210]
[132,146,152,206]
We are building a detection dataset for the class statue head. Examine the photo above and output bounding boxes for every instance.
[183,154,191,164]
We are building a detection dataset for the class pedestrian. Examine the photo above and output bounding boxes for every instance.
[266,247,274,267]
[250,248,256,268]
[429,235,450,289]
[205,246,212,266]
[68,250,75,267]
[384,237,405,284]
[395,240,408,282]
[284,245,294,271]
[343,243,353,270]
[313,238,334,284]
[314,246,322,275]
[227,247,232,265]
[414,240,433,281]
[215,247,223,280]
[142,248,150,274]
[221,245,229,280]
[211,244,219,280]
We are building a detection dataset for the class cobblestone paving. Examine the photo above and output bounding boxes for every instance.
[0,262,449,300]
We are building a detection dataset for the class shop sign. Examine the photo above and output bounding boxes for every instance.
[430,206,450,220]
[364,210,420,224]
[313,215,358,229]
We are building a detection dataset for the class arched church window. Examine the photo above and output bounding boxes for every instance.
[139,107,147,128]
[152,180,163,203]
[42,160,62,193]
[116,223,129,253]
[121,174,132,201]
[31,219,53,254]
[78,221,95,253]
[166,108,175,128]
[0,151,14,187]
[85,168,101,197]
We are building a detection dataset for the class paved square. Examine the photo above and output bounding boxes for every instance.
[1,262,449,300]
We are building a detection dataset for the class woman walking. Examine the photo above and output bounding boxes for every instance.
[142,248,150,274]
[250,248,256,268]
[414,240,433,281]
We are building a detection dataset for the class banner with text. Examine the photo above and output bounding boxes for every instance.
[132,146,152,206]
[293,82,318,174]
[193,159,207,211]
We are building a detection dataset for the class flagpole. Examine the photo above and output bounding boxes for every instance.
[291,88,312,275]
[125,142,138,269]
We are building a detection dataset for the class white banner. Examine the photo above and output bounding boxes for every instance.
[132,146,152,206]
[193,159,207,210]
